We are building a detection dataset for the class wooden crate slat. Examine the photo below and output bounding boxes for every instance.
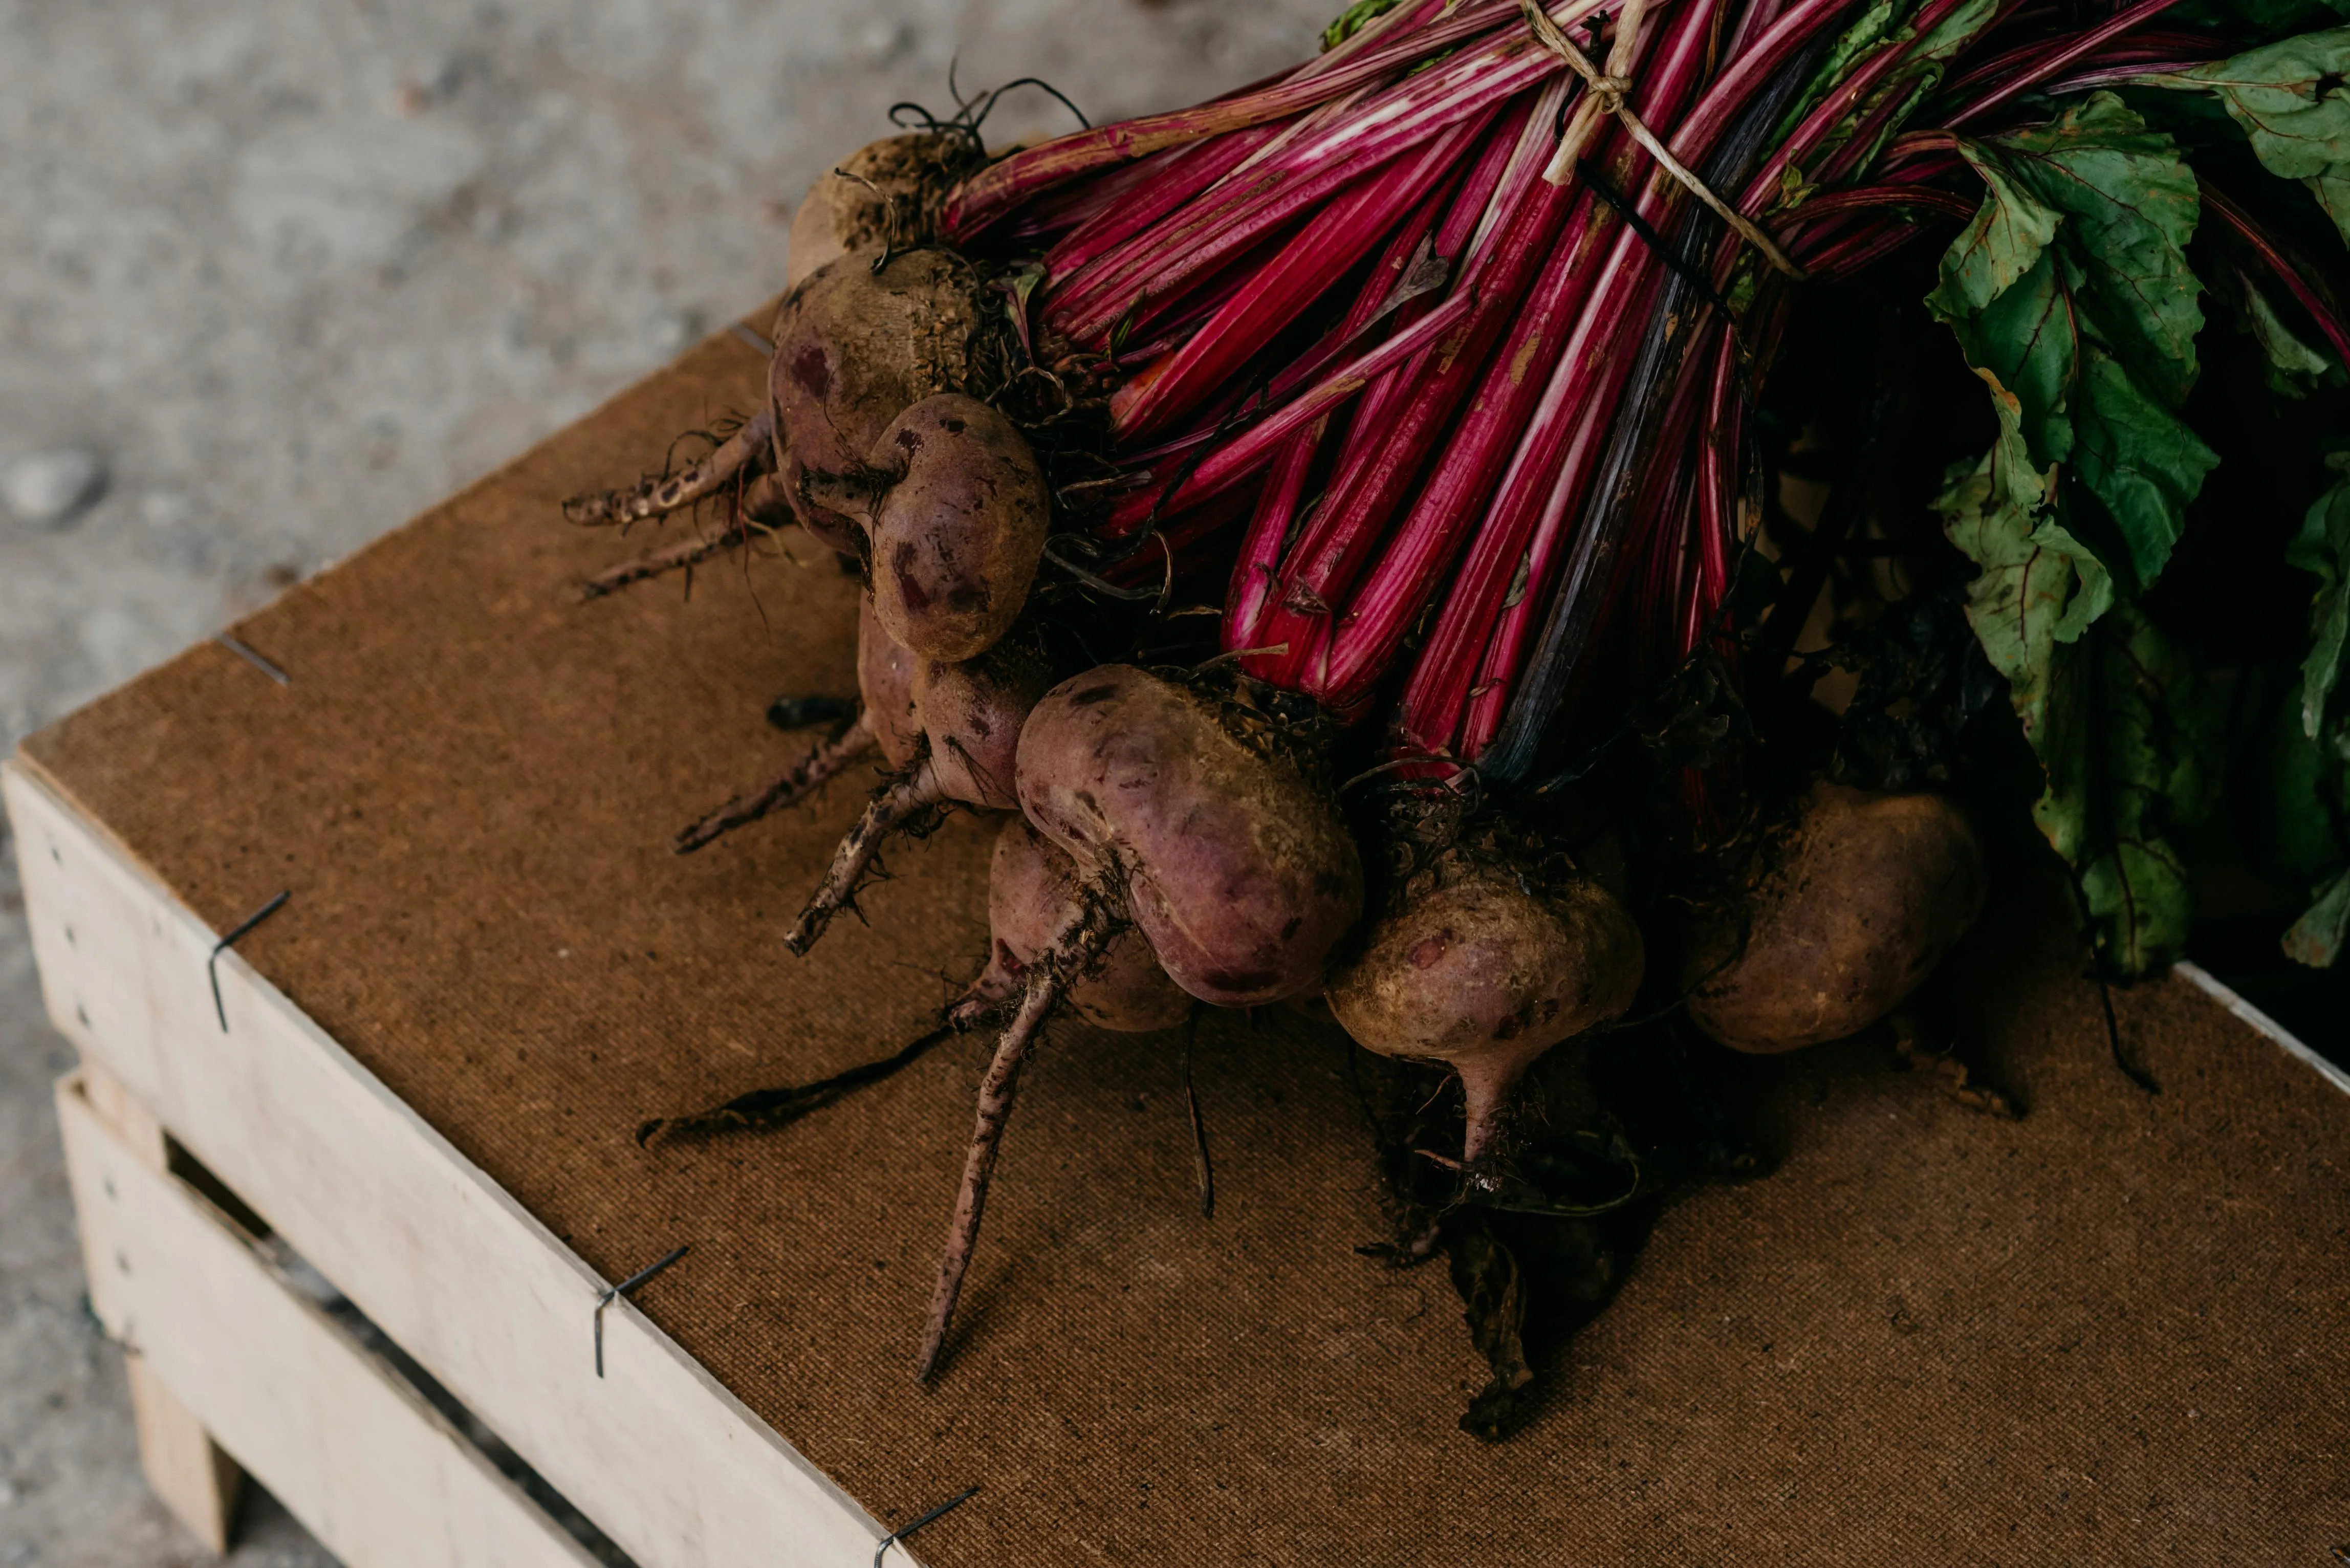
[10,761,889,1568]
[58,1071,603,1568]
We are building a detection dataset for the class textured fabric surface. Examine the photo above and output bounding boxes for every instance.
[19,322,2350,1565]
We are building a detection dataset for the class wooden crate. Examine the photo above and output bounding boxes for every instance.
[15,306,2350,1566]
[14,760,881,1563]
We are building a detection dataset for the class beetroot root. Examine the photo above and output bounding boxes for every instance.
[673,713,875,855]
[958,817,1192,1032]
[917,890,1127,1382]
[786,132,984,289]
[1016,666,1364,1007]
[864,395,1051,663]
[1327,862,1643,1171]
[670,599,913,854]
[1683,783,1987,1054]
[786,631,1058,955]
[562,408,776,531]
[769,251,982,544]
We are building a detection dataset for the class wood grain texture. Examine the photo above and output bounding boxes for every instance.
[78,1059,251,1555]
[58,1071,604,1568]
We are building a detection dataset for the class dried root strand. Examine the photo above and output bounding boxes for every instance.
[783,761,947,955]
[916,892,1124,1382]
[1181,1009,1213,1218]
[674,710,877,855]
[578,472,798,601]
[563,409,775,528]
[635,1019,961,1147]
[581,517,750,599]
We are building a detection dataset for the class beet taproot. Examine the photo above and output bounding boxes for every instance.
[1683,784,1986,1053]
[670,601,912,855]
[1328,861,1643,1169]
[786,629,1058,954]
[960,817,1192,1031]
[1015,665,1364,1007]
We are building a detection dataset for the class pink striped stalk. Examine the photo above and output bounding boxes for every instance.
[1225,424,1326,648]
[1109,112,1489,441]
[1220,145,1521,647]
[1044,4,1629,344]
[1941,0,2186,127]
[1732,0,1983,234]
[1649,0,1869,184]
[1323,97,1540,481]
[1097,285,1482,531]
[1043,87,1375,323]
[1255,102,1601,686]
[943,0,1530,236]
[1400,224,1670,751]
[1250,90,1579,658]
[1459,312,1709,754]
[1353,0,1731,725]
[2199,179,2350,373]
[1387,392,1612,754]
[1325,188,1644,720]
[1373,0,1875,751]
[1045,135,1400,346]
[1722,0,1793,65]
[1042,127,1287,275]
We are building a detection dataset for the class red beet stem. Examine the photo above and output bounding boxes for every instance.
[943,0,1537,237]
[1942,0,2187,127]
[2200,177,2350,375]
[1109,112,1488,441]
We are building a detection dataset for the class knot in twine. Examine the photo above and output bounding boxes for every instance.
[1587,73,1633,115]
[1517,0,1803,279]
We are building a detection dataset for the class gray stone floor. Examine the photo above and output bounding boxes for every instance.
[0,1,1331,1559]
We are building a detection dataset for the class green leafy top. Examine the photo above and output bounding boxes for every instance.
[1929,94,2216,592]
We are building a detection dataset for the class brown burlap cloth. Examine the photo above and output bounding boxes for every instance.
[20,319,2350,1564]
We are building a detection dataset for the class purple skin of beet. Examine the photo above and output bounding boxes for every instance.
[911,635,1055,812]
[865,395,1051,664]
[765,250,982,556]
[962,817,1193,1031]
[1014,665,1364,1008]
[858,597,923,769]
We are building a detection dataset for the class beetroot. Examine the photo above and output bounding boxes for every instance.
[785,629,1057,954]
[917,666,1365,1380]
[769,251,983,546]
[863,395,1052,663]
[859,596,924,770]
[958,817,1192,1032]
[786,132,984,289]
[1015,665,1364,1006]
[1327,861,1642,1173]
[1683,785,1986,1054]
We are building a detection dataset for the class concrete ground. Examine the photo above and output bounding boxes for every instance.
[0,1,1332,1560]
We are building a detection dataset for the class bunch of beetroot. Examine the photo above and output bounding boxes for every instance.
[567,0,2350,1384]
